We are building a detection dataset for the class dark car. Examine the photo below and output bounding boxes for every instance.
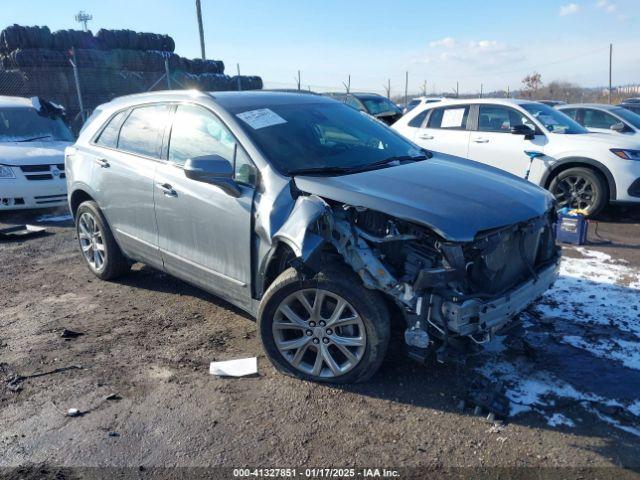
[322,92,403,125]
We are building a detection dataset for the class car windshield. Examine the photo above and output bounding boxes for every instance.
[612,107,640,129]
[232,102,423,175]
[360,97,400,116]
[521,103,587,134]
[0,107,74,142]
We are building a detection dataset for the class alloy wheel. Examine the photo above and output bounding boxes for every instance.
[78,212,106,271]
[553,175,595,211]
[272,289,366,378]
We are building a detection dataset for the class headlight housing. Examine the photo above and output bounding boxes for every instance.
[0,165,15,179]
[611,148,640,160]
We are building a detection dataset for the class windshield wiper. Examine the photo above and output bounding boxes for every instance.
[288,166,357,176]
[288,153,430,177]
[349,153,430,172]
[16,135,54,142]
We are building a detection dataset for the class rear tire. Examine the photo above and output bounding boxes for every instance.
[75,201,129,280]
[258,263,390,384]
[549,167,607,217]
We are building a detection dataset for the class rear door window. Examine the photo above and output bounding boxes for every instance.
[117,104,169,158]
[427,106,469,130]
[582,109,619,129]
[408,109,429,128]
[95,110,129,148]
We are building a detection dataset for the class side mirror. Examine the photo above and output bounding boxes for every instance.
[184,155,241,197]
[611,122,627,133]
[510,124,536,140]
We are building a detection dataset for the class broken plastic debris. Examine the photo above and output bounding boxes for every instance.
[209,357,258,377]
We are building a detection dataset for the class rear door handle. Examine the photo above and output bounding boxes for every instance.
[156,183,177,197]
[472,138,489,143]
[418,133,434,140]
[94,158,110,168]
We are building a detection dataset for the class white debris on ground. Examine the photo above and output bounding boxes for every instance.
[478,247,640,436]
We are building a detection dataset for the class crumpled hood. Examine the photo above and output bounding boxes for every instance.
[294,154,554,242]
[0,141,71,166]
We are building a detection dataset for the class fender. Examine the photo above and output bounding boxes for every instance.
[272,195,328,270]
[541,157,617,200]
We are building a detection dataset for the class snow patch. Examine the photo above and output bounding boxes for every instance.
[547,413,575,427]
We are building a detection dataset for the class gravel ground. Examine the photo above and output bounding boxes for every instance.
[1,205,639,479]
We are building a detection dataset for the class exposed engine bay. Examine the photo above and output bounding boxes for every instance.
[274,193,560,359]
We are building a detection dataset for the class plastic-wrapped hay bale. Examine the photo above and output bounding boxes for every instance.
[136,32,175,52]
[229,75,263,91]
[6,49,67,68]
[96,29,136,50]
[51,29,97,50]
[0,25,53,53]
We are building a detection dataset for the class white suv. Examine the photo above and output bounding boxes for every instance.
[393,98,640,215]
[0,96,74,210]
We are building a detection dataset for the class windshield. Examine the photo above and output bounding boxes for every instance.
[521,103,588,134]
[232,102,422,175]
[0,107,74,142]
[612,107,640,129]
[360,97,401,116]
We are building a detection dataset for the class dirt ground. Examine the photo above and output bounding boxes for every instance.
[1,205,639,479]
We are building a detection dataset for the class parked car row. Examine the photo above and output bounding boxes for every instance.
[393,98,640,215]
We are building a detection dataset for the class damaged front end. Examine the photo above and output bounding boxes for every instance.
[274,193,560,360]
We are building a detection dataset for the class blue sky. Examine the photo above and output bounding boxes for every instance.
[3,0,638,94]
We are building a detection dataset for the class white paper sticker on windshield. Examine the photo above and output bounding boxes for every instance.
[236,108,287,130]
[441,108,465,128]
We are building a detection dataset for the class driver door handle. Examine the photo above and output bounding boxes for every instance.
[419,133,434,140]
[472,137,489,143]
[94,158,110,168]
[157,183,177,197]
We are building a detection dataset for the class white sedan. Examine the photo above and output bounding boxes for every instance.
[0,96,74,210]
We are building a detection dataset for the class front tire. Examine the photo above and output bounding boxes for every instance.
[258,264,390,384]
[549,167,608,216]
[75,201,129,280]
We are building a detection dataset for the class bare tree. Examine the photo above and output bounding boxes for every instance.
[522,72,543,98]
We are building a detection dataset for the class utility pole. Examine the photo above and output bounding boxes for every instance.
[480,83,483,98]
[609,43,613,104]
[404,71,408,108]
[295,70,301,90]
[422,80,427,96]
[456,81,459,98]
[196,0,206,60]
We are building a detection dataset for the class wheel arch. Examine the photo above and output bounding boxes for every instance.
[69,188,96,219]
[542,157,617,200]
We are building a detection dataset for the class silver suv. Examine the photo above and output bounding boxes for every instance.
[67,91,560,383]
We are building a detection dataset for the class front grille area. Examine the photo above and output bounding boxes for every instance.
[1,197,25,206]
[34,194,67,205]
[19,163,65,181]
[465,215,556,295]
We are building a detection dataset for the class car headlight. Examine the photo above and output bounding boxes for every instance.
[0,165,15,179]
[611,149,640,160]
